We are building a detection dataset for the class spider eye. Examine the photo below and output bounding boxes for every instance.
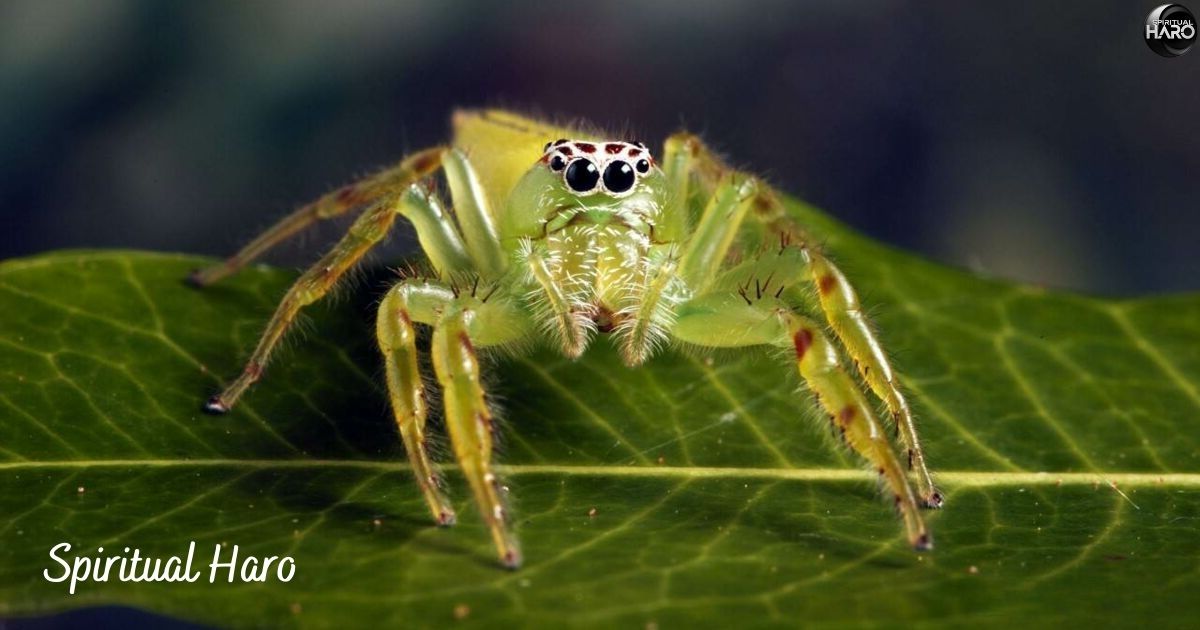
[602,161,636,193]
[564,159,599,192]
[635,159,650,174]
[549,155,566,171]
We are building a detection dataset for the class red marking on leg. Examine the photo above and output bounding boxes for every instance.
[752,194,774,215]
[335,186,361,205]
[793,329,814,359]
[457,331,476,356]
[838,405,856,426]
[818,274,837,296]
[410,150,441,174]
[477,411,494,434]
[243,361,263,381]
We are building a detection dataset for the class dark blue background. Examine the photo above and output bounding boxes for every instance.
[2,2,1197,295]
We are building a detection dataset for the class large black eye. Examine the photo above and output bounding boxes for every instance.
[564,159,599,192]
[603,161,636,193]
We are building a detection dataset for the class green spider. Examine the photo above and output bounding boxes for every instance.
[188,110,942,568]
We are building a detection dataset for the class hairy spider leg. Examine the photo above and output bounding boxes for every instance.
[524,244,591,358]
[804,248,942,507]
[617,254,680,366]
[200,148,501,413]
[376,280,458,526]
[671,286,931,550]
[377,279,533,557]
[782,312,931,549]
[662,132,942,508]
[431,306,527,568]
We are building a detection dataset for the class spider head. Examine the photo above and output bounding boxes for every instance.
[501,139,668,244]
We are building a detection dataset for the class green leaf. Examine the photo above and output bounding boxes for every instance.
[1,200,1199,628]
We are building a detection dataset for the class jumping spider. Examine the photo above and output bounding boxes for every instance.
[189,110,942,568]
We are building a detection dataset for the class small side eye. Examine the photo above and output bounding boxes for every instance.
[549,155,566,171]
[564,159,599,192]
[635,159,650,174]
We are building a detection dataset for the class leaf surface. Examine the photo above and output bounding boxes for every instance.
[1,200,1199,627]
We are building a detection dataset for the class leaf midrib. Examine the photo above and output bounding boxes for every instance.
[0,459,1195,487]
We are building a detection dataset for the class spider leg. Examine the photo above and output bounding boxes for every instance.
[617,253,681,366]
[204,148,511,413]
[671,292,931,550]
[522,242,590,358]
[203,193,406,413]
[664,131,942,508]
[377,277,533,534]
[376,279,458,526]
[431,306,525,568]
[663,132,783,294]
[188,147,450,287]
[782,311,930,549]
[805,248,942,507]
[441,149,507,277]
[676,175,760,293]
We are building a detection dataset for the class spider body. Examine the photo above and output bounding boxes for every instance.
[190,110,941,569]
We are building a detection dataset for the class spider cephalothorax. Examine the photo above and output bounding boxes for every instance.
[189,110,943,569]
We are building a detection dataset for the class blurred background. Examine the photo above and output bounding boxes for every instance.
[0,0,1196,295]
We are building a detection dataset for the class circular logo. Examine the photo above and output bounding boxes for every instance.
[1146,4,1196,57]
